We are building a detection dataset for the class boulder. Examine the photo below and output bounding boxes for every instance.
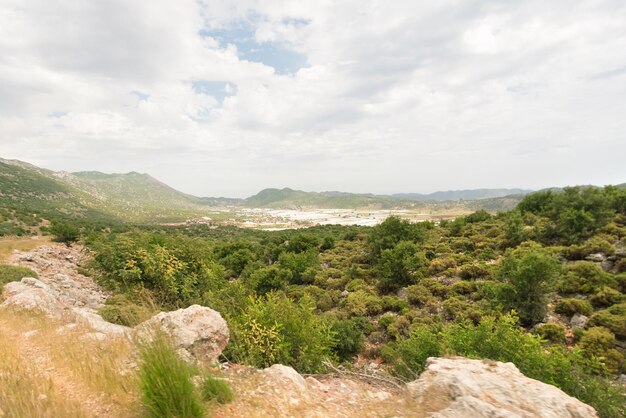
[263,364,308,394]
[585,253,606,263]
[570,314,589,330]
[1,277,65,317]
[135,304,229,364]
[407,357,598,418]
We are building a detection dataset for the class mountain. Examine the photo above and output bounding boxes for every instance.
[0,158,210,225]
[392,188,533,201]
[244,188,403,209]
[2,157,595,230]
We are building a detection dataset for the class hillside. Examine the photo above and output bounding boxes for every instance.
[244,188,404,209]
[0,159,209,226]
[393,188,533,201]
[244,187,524,212]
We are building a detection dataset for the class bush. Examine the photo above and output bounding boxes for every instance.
[579,327,624,374]
[589,303,626,338]
[406,284,433,306]
[200,375,234,404]
[49,222,80,244]
[331,319,365,362]
[498,244,560,326]
[226,293,336,373]
[534,323,566,343]
[554,298,593,317]
[590,287,625,308]
[377,241,427,293]
[0,264,38,291]
[557,261,617,295]
[139,333,204,418]
[98,293,155,326]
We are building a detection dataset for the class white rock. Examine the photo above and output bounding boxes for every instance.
[570,314,589,330]
[263,364,308,395]
[407,357,598,418]
[1,278,64,316]
[135,304,229,364]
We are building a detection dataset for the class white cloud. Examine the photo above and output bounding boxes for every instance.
[0,0,625,197]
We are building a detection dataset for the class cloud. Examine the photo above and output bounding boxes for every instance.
[0,0,625,197]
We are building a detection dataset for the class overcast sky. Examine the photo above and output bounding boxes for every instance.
[0,1,625,197]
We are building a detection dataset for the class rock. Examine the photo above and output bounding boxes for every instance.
[585,253,606,263]
[570,314,589,330]
[618,374,626,385]
[407,357,598,418]
[135,304,229,364]
[263,364,308,394]
[72,309,129,336]
[1,278,64,316]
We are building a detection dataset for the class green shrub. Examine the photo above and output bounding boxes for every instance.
[557,261,617,295]
[534,323,566,343]
[226,293,336,373]
[554,298,593,317]
[139,333,204,418]
[49,222,80,244]
[498,244,560,326]
[200,375,234,404]
[406,284,433,306]
[377,241,427,293]
[331,318,365,362]
[98,293,155,326]
[579,327,624,374]
[0,264,38,291]
[449,280,476,296]
[380,326,442,380]
[590,287,625,308]
[589,303,626,338]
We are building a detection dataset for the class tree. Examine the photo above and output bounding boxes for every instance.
[49,221,80,244]
[498,244,559,326]
[377,241,428,293]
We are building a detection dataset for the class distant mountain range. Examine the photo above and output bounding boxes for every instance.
[392,188,533,202]
[3,157,608,226]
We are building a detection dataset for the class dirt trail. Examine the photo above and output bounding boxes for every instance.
[1,242,136,418]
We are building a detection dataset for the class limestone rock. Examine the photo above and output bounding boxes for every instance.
[135,304,229,364]
[263,364,308,394]
[407,357,598,418]
[585,253,606,263]
[570,314,589,330]
[1,278,64,316]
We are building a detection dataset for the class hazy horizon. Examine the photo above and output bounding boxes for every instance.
[1,1,625,197]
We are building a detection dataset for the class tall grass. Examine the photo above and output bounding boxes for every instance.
[0,314,87,417]
[139,332,205,418]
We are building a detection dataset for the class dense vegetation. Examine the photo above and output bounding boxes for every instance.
[71,185,626,417]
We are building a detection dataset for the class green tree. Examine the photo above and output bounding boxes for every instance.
[498,244,559,326]
[377,241,428,293]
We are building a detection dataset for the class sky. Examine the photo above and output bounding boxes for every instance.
[0,0,625,198]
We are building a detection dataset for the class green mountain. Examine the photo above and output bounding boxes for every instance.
[244,188,404,209]
[0,159,209,226]
[4,158,602,232]
[393,188,533,201]
[244,187,525,212]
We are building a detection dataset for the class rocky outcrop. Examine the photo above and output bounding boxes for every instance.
[407,357,598,418]
[135,304,229,364]
[1,277,63,316]
[2,245,129,336]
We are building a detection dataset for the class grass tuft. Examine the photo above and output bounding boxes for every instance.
[139,332,205,418]
[201,374,234,405]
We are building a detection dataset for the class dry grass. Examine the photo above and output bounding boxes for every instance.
[0,314,88,418]
[0,236,50,262]
[0,308,140,417]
